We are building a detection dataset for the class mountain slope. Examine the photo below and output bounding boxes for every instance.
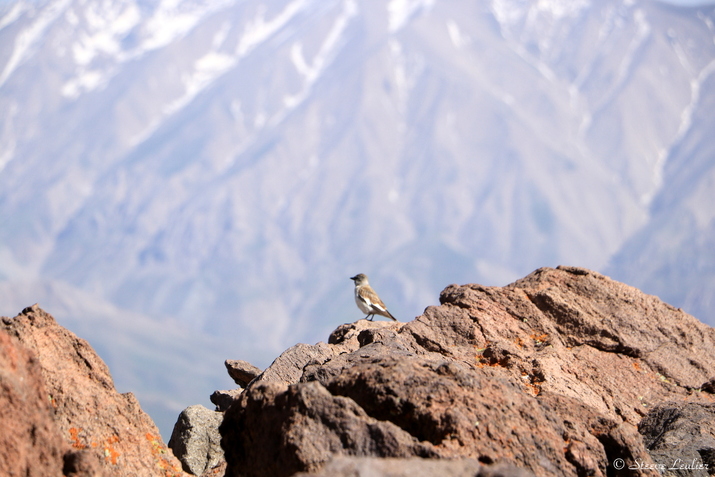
[1,0,714,436]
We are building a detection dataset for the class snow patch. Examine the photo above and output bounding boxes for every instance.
[388,0,434,33]
[0,1,29,31]
[284,0,357,109]
[141,0,232,52]
[165,51,236,116]
[491,0,590,39]
[236,0,310,57]
[0,0,72,88]
[0,140,14,174]
[61,69,108,98]
[447,20,469,48]
[645,58,715,204]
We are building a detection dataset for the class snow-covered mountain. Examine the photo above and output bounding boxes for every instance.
[1,0,714,437]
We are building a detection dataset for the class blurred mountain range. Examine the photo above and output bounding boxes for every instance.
[1,0,714,437]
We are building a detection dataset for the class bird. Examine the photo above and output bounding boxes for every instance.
[350,273,397,321]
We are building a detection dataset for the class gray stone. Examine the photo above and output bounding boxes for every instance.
[169,404,224,476]
[638,402,715,477]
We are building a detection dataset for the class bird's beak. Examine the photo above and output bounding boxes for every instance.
[350,276,357,281]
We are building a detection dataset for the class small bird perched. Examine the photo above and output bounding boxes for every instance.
[350,273,397,321]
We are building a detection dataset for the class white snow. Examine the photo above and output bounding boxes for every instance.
[3,0,715,440]
[285,0,357,108]
[236,0,310,58]
[646,57,715,204]
[166,51,236,115]
[446,20,468,48]
[61,69,107,98]
[0,0,72,88]
[0,1,29,31]
[388,0,434,33]
[140,0,232,53]
[71,1,140,65]
[0,139,14,174]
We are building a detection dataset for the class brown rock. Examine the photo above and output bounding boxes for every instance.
[62,449,104,477]
[0,329,66,477]
[252,341,336,386]
[220,381,440,477]
[293,456,533,477]
[1,305,188,477]
[328,320,406,353]
[224,359,262,387]
[210,389,243,412]
[221,266,715,477]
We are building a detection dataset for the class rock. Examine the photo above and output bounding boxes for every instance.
[328,320,405,353]
[638,402,715,476]
[293,456,534,477]
[1,305,188,477]
[702,378,715,394]
[220,266,715,477]
[220,381,440,477]
[252,342,336,386]
[0,329,67,477]
[169,405,224,476]
[62,450,104,477]
[210,389,243,412]
[200,461,227,477]
[224,360,262,387]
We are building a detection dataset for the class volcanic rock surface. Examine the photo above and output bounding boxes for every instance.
[220,266,715,477]
[1,305,188,477]
[0,329,67,477]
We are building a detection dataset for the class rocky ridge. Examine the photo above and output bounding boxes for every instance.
[0,305,187,477]
[2,266,715,476]
[215,266,715,477]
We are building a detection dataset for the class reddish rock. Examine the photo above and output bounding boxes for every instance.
[224,359,262,387]
[252,342,337,386]
[221,380,440,477]
[221,267,715,477]
[210,389,243,412]
[0,329,66,477]
[1,305,188,477]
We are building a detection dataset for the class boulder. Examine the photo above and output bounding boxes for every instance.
[638,402,715,476]
[224,360,262,387]
[0,329,67,477]
[1,305,187,477]
[220,267,715,477]
[251,341,336,386]
[210,389,243,412]
[220,381,440,477]
[169,405,224,476]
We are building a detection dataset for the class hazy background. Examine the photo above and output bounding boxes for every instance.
[1,0,714,438]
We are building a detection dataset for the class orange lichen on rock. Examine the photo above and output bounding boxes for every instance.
[69,427,86,449]
[146,432,184,477]
[103,435,121,465]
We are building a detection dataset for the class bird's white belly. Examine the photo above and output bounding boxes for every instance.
[355,289,372,314]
